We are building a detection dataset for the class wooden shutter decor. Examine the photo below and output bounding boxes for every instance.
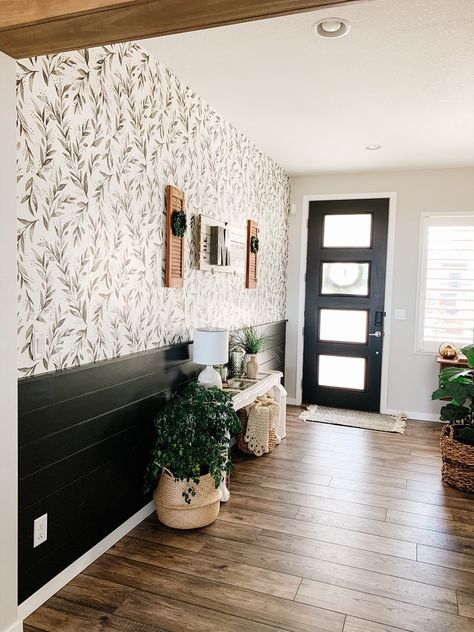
[246,219,259,289]
[165,185,185,288]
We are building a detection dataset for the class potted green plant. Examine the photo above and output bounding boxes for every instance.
[432,343,474,492]
[144,382,241,529]
[231,326,268,379]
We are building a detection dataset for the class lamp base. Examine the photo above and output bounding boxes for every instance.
[197,365,223,389]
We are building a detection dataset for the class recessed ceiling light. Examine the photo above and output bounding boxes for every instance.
[366,144,382,151]
[314,17,351,39]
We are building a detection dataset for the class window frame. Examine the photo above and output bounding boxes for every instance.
[416,212,474,354]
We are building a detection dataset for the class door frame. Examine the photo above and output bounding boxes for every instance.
[294,192,397,413]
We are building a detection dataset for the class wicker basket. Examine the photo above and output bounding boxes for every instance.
[236,408,277,455]
[440,424,474,493]
[154,471,221,529]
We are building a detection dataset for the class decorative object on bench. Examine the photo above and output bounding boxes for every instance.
[432,343,474,492]
[439,342,459,360]
[193,327,229,388]
[225,378,258,394]
[231,326,268,379]
[215,364,228,383]
[165,185,186,288]
[237,395,280,456]
[229,346,245,377]
[246,219,259,288]
[144,382,241,529]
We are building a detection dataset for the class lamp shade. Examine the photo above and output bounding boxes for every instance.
[193,328,229,366]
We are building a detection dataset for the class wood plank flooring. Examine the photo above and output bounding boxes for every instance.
[24,406,474,632]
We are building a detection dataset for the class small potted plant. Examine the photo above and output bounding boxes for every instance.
[432,343,474,492]
[144,382,241,529]
[231,326,268,379]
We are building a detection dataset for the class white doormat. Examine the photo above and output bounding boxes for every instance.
[299,405,407,434]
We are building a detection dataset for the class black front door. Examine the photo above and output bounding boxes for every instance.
[303,199,389,411]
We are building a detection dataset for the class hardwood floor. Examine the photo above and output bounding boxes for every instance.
[24,407,474,632]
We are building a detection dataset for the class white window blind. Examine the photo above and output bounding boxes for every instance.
[417,213,474,353]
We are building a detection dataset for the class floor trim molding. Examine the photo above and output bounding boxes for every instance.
[383,408,442,423]
[4,620,23,632]
[18,501,155,621]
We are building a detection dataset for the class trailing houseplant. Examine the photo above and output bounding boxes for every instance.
[231,326,268,379]
[144,382,241,528]
[432,343,474,491]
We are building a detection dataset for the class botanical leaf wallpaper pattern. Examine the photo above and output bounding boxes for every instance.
[17,43,289,377]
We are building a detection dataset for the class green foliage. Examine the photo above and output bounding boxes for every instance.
[250,236,259,254]
[231,326,267,354]
[432,344,474,443]
[171,210,187,237]
[463,345,474,368]
[438,402,472,423]
[456,426,474,445]
[438,366,473,385]
[144,382,241,503]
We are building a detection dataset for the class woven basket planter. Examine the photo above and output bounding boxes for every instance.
[236,408,277,455]
[154,471,221,529]
[440,424,474,493]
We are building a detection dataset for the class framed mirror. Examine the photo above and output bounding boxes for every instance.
[198,215,246,274]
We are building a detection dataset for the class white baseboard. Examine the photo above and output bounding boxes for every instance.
[18,501,155,621]
[287,397,300,406]
[383,408,442,423]
[3,620,23,632]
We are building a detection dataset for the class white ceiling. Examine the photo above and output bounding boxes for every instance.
[140,0,474,175]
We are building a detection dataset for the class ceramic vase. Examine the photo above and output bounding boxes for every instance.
[246,354,260,379]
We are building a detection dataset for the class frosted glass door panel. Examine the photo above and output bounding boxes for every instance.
[321,262,369,295]
[323,214,372,248]
[318,355,366,390]
[319,309,368,343]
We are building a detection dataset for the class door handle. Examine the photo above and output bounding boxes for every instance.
[369,331,382,338]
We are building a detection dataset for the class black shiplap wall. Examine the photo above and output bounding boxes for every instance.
[18,320,286,602]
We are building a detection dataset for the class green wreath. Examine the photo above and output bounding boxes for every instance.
[171,210,187,237]
[250,235,259,254]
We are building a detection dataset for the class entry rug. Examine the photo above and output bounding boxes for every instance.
[299,405,407,434]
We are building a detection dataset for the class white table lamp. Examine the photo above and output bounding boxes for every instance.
[193,328,229,388]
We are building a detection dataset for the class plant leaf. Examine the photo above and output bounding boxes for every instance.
[461,344,474,369]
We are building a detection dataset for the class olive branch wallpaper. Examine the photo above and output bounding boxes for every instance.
[17,43,289,377]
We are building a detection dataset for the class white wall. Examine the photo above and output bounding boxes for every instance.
[287,167,474,419]
[0,52,21,632]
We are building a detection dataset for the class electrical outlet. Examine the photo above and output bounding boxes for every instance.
[33,514,48,548]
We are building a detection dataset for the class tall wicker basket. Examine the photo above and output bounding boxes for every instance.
[440,425,474,493]
[154,471,221,529]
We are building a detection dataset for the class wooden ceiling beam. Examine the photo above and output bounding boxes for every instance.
[0,0,358,59]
